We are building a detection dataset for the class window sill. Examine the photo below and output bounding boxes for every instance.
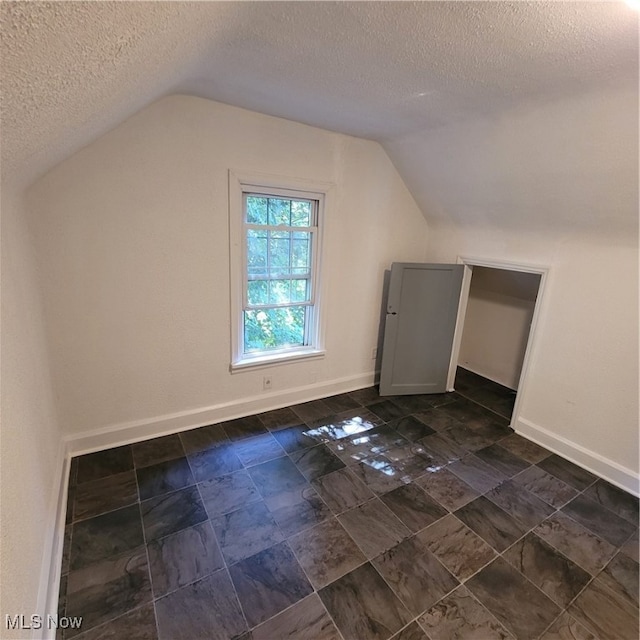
[230,348,326,373]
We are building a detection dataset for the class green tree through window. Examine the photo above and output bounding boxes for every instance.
[243,194,317,353]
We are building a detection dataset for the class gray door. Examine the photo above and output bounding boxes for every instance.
[379,263,463,396]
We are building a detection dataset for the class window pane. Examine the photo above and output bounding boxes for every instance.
[291,200,311,226]
[247,230,268,277]
[244,306,306,352]
[268,198,291,226]
[269,279,291,304]
[269,235,291,274]
[247,280,268,305]
[292,232,311,273]
[291,279,309,303]
[246,196,268,224]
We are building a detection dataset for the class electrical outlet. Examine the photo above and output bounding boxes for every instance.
[263,376,272,390]
[371,348,378,360]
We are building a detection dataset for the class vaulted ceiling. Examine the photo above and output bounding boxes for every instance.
[2,1,638,230]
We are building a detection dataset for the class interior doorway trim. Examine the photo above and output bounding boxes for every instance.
[447,256,549,429]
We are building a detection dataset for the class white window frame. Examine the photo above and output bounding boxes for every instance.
[229,171,331,371]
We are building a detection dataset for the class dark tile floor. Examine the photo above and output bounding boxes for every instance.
[58,368,639,640]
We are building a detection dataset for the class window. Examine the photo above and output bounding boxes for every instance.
[229,173,328,369]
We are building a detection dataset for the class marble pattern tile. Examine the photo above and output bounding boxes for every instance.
[414,408,465,433]
[232,432,286,467]
[348,386,383,406]
[538,611,597,640]
[537,454,597,491]
[561,493,636,547]
[76,446,134,484]
[327,426,409,465]
[248,455,308,500]
[350,456,407,495]
[147,521,223,597]
[498,433,551,464]
[466,557,561,639]
[178,424,228,455]
[136,457,194,501]
[323,391,362,413]
[198,469,260,517]
[620,528,639,563]
[211,500,283,564]
[596,552,639,608]
[418,585,514,640]
[229,541,313,627]
[70,504,144,570]
[417,433,467,467]
[289,518,366,589]
[272,423,322,453]
[389,621,428,640]
[441,397,500,429]
[475,443,530,477]
[534,511,616,575]
[73,470,138,521]
[291,398,333,422]
[66,546,152,636]
[311,467,375,514]
[417,513,497,581]
[512,465,578,509]
[448,454,507,494]
[140,485,207,542]
[388,394,436,415]
[455,496,527,553]
[186,443,243,482]
[372,536,459,615]
[414,467,479,511]
[444,424,497,452]
[60,376,640,639]
[258,406,302,431]
[71,604,158,640]
[486,480,554,529]
[568,576,639,640]
[389,415,436,441]
[502,533,591,607]
[155,570,247,640]
[473,421,513,444]
[339,499,411,559]
[62,525,72,575]
[460,385,515,420]
[265,485,332,537]
[131,435,184,468]
[290,443,345,481]
[583,479,639,526]
[319,562,413,640]
[251,593,342,640]
[221,414,267,441]
[304,410,382,440]
[367,399,408,422]
[380,482,448,533]
[534,511,617,575]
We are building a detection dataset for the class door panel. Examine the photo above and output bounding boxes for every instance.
[379,263,463,396]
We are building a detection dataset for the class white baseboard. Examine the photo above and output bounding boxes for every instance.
[35,439,71,640]
[65,372,376,456]
[515,416,640,497]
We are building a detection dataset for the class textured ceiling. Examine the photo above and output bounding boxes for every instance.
[1,1,638,189]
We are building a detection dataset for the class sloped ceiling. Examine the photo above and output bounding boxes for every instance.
[2,1,638,226]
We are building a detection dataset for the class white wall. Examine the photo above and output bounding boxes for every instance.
[27,95,429,441]
[0,186,64,629]
[459,267,540,389]
[386,82,638,492]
